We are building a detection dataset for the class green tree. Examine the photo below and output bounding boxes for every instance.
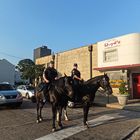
[16,59,35,83]
[16,59,45,84]
[34,64,44,79]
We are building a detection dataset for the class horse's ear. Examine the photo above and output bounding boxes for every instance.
[103,73,108,78]
[104,72,107,76]
[64,73,67,77]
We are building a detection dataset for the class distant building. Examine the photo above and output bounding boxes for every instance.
[0,59,15,85]
[0,59,23,85]
[34,46,51,61]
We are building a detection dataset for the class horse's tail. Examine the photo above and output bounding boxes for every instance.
[32,82,44,103]
[31,95,37,103]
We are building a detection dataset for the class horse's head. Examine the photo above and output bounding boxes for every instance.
[98,74,113,95]
[64,74,74,98]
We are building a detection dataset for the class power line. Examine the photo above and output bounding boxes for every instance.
[0,51,24,60]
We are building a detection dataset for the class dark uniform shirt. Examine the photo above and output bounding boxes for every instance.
[71,68,81,85]
[43,67,58,83]
[37,67,58,96]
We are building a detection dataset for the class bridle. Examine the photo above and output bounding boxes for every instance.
[63,77,73,96]
[98,76,111,95]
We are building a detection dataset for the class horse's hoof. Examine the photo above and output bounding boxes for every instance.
[87,125,89,128]
[36,120,40,123]
[52,128,56,132]
[65,118,69,121]
[39,118,43,122]
[84,124,89,129]
[59,125,63,129]
[84,122,89,128]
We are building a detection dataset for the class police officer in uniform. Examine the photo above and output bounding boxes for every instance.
[71,63,83,102]
[43,61,58,85]
[71,63,83,86]
[41,61,58,101]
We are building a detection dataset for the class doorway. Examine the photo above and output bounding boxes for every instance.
[132,73,140,99]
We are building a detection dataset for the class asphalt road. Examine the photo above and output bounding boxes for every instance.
[0,99,140,140]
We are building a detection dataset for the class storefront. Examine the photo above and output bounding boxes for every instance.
[94,33,140,99]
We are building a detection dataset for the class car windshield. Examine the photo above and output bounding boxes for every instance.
[0,84,14,91]
[26,86,34,90]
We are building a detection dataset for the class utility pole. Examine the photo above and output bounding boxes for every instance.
[88,45,93,79]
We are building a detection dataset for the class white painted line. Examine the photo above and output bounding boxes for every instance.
[88,115,115,127]
[36,125,86,140]
[35,115,117,140]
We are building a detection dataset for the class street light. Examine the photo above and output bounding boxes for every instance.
[52,53,55,62]
[88,45,93,79]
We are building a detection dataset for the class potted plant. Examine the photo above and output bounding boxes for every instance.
[117,80,129,106]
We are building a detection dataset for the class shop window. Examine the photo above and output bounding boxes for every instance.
[104,49,118,62]
[107,71,127,88]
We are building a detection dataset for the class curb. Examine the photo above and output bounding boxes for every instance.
[94,102,124,109]
[93,102,106,107]
[121,125,140,140]
[106,103,124,109]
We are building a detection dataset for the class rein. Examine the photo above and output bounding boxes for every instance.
[50,77,72,96]
[97,88,109,96]
[84,76,110,96]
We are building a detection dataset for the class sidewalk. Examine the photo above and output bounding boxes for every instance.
[94,93,140,139]
[94,93,140,112]
[107,99,140,111]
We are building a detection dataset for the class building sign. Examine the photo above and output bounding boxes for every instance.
[98,33,140,68]
[104,39,121,48]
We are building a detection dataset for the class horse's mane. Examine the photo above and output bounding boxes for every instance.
[53,77,64,86]
[53,76,72,85]
[56,76,71,80]
[84,75,104,85]
[57,77,64,81]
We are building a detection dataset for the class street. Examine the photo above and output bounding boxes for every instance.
[0,99,140,140]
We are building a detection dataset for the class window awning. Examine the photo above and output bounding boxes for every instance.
[94,64,140,71]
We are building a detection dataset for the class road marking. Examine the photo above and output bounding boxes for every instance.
[35,115,119,140]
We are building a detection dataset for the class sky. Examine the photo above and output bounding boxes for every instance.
[0,0,140,65]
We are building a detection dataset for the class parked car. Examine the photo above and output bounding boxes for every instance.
[0,82,23,107]
[17,85,35,99]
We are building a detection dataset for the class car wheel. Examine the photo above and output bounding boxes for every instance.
[26,93,30,99]
[16,102,22,107]
[11,102,22,108]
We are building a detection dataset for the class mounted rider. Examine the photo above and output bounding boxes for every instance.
[71,63,83,85]
[37,61,58,101]
[43,60,58,85]
[71,63,83,102]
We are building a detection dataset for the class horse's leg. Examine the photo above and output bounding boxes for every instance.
[39,100,45,122]
[52,103,57,132]
[57,106,67,122]
[56,110,59,122]
[83,102,90,128]
[36,98,40,123]
[63,106,69,121]
[58,106,63,129]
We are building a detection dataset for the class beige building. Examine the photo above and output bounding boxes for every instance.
[35,44,101,80]
[35,33,140,99]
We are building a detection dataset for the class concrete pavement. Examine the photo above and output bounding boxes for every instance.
[94,93,140,112]
[94,94,140,139]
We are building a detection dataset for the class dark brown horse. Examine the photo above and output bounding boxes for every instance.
[69,74,113,128]
[35,75,74,131]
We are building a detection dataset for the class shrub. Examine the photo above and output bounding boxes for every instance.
[119,81,129,95]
